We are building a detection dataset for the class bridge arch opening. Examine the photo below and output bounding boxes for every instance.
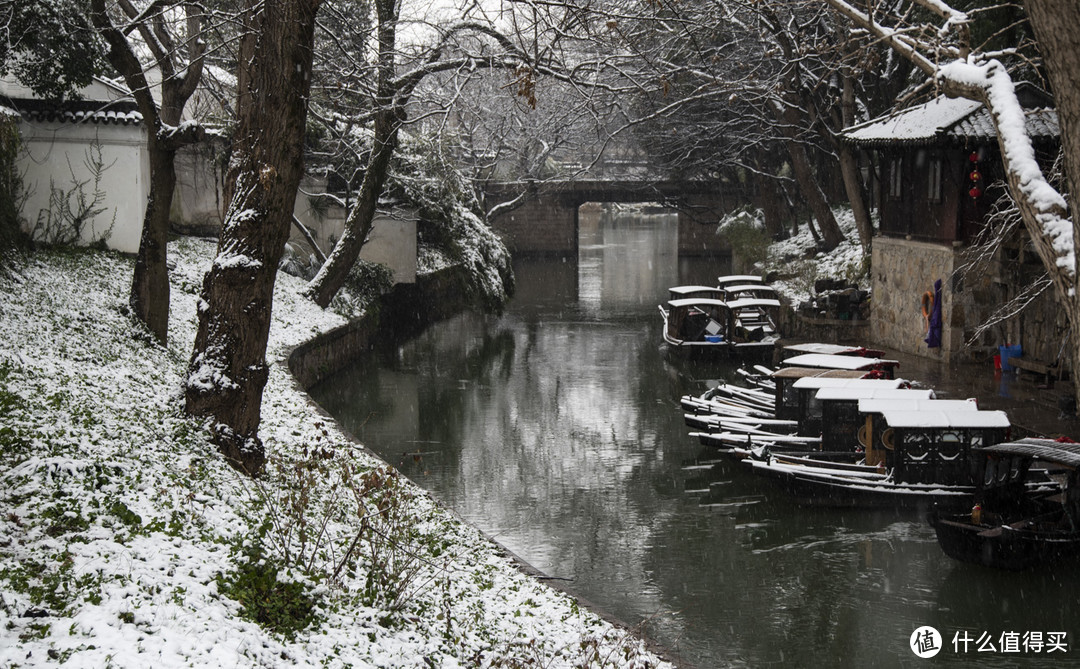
[575,202,733,311]
[484,179,741,259]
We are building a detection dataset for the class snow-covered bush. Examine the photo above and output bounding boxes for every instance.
[718,207,771,271]
[757,206,870,306]
[331,258,395,317]
[302,122,514,312]
[391,134,514,310]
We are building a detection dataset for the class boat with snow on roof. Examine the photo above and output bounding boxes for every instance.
[779,342,887,360]
[928,438,1079,570]
[745,404,1012,509]
[659,296,780,357]
[781,352,900,379]
[690,385,935,459]
[716,274,765,288]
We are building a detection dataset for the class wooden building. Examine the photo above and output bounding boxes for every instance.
[842,86,1065,369]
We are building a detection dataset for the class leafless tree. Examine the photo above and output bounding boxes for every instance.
[185,0,322,474]
[588,0,914,250]
[303,0,501,306]
[90,0,210,344]
[301,0,667,307]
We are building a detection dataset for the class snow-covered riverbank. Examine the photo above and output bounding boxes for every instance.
[0,237,672,668]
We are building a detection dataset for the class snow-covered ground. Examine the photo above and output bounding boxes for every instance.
[0,238,672,668]
[756,207,869,307]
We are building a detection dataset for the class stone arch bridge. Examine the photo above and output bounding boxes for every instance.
[483,179,751,256]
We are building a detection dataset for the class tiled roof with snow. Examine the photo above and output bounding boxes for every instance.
[951,107,1058,142]
[2,97,143,126]
[842,95,1058,148]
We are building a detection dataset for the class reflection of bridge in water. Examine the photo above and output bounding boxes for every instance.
[483,178,751,256]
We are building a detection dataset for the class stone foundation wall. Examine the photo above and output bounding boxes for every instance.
[1018,288,1071,367]
[871,235,1071,370]
[870,237,958,360]
[287,265,473,389]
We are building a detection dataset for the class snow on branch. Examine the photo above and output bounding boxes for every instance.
[946,59,1071,269]
[938,59,1074,284]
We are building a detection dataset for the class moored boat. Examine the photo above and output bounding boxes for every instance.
[782,352,901,379]
[727,297,781,348]
[690,384,932,460]
[721,283,778,302]
[716,274,764,288]
[668,285,725,302]
[786,375,907,435]
[928,438,1079,569]
[779,342,887,360]
[771,367,881,420]
[745,405,1012,509]
[659,297,780,356]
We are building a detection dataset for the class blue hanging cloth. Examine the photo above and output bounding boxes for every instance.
[925,279,943,348]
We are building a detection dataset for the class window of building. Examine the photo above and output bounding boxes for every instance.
[889,157,903,200]
[927,157,943,203]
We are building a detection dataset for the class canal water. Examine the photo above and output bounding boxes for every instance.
[311,207,1080,667]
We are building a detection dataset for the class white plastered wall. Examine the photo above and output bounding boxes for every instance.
[16,119,150,254]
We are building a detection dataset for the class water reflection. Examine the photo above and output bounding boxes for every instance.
[311,207,1080,668]
[577,207,680,314]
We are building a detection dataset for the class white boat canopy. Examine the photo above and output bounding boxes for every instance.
[727,297,782,310]
[792,377,904,391]
[724,284,776,294]
[881,409,1010,429]
[716,274,764,286]
[859,398,978,414]
[814,387,934,402]
[669,285,723,297]
[771,367,869,380]
[783,343,867,356]
[783,353,899,370]
[667,297,729,309]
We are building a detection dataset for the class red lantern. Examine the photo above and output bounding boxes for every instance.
[969,170,981,181]
[969,186,982,198]
[969,151,979,163]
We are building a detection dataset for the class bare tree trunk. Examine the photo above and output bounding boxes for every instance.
[783,133,844,250]
[751,171,789,241]
[775,99,845,251]
[90,1,205,345]
[839,74,874,251]
[304,111,399,307]
[839,148,871,250]
[304,0,400,308]
[804,208,822,245]
[1023,0,1080,403]
[129,140,176,342]
[185,0,321,474]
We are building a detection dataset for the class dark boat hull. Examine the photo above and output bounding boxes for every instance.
[749,459,974,510]
[929,514,1080,570]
